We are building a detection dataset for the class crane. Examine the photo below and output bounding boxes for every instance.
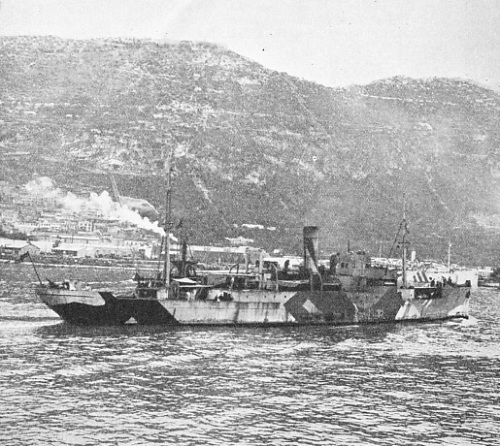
[110,173,122,205]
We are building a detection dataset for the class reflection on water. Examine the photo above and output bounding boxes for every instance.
[1,267,500,445]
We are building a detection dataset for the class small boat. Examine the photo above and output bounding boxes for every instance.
[34,154,471,326]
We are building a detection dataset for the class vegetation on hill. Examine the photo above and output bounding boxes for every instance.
[2,36,500,265]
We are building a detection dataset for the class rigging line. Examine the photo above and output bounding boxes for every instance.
[388,220,404,259]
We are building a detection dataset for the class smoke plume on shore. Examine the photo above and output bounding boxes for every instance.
[25,177,166,236]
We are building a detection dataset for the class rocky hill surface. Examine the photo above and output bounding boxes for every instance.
[2,36,500,264]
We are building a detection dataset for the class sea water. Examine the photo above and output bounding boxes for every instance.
[1,263,499,445]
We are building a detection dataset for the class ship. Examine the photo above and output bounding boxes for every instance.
[34,223,471,326]
[34,152,471,326]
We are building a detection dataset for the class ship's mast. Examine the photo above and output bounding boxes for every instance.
[162,148,174,285]
[402,199,408,289]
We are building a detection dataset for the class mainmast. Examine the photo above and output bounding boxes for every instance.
[162,147,174,285]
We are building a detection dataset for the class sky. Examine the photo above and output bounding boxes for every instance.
[0,0,499,90]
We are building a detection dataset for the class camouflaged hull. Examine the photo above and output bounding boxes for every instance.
[35,284,470,326]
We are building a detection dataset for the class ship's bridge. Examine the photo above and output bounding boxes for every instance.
[332,251,371,277]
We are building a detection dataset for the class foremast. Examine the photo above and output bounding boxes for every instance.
[162,147,174,285]
[402,200,408,289]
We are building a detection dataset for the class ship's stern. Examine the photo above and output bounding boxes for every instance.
[396,286,471,321]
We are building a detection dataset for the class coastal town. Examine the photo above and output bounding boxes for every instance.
[0,177,261,268]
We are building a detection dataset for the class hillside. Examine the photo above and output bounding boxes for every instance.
[2,36,500,265]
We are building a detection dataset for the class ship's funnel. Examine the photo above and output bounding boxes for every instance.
[303,226,320,273]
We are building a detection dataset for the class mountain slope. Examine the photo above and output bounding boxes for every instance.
[2,36,500,264]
